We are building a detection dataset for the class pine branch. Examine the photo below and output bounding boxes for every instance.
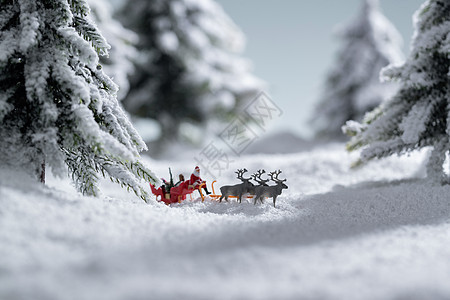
[69,0,90,18]
[64,148,100,197]
[73,16,109,57]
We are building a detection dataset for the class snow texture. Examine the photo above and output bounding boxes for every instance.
[1,142,450,300]
[347,0,450,181]
[313,0,404,139]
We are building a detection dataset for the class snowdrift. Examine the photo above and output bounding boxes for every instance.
[1,143,449,300]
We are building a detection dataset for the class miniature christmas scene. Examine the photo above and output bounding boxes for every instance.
[150,167,288,207]
[1,0,450,300]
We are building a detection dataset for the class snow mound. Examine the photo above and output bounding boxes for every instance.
[1,143,449,300]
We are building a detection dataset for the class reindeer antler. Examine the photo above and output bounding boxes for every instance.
[250,169,263,180]
[235,168,249,180]
[268,171,276,181]
[273,170,282,180]
[251,169,269,186]
[269,170,286,183]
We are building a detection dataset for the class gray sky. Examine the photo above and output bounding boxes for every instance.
[215,0,425,138]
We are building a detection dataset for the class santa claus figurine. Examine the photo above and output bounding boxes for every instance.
[189,166,210,195]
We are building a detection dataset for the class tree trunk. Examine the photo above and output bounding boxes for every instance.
[426,140,446,184]
[40,160,45,184]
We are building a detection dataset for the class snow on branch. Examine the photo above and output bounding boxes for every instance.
[0,87,15,121]
[0,0,154,201]
[18,0,40,53]
[58,26,99,69]
[50,52,91,104]
[400,97,436,144]
[73,15,110,57]
[24,51,51,102]
[0,4,18,30]
[0,29,20,63]
[69,0,91,18]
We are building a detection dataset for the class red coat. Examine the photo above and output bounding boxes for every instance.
[189,173,202,188]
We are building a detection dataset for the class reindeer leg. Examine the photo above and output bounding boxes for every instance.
[256,195,263,205]
[273,196,277,208]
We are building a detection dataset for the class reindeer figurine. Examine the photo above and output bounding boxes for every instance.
[251,169,269,187]
[247,169,269,196]
[237,168,256,203]
[254,170,288,207]
[219,169,255,203]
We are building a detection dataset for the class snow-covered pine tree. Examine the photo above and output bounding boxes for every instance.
[313,0,404,139]
[87,0,138,101]
[0,0,159,200]
[118,0,264,142]
[345,0,450,182]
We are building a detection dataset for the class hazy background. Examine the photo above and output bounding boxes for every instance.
[109,0,426,139]
[213,0,425,138]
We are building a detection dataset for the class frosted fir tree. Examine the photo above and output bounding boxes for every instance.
[118,0,264,142]
[313,0,404,139]
[87,0,138,101]
[0,0,159,200]
[344,0,450,182]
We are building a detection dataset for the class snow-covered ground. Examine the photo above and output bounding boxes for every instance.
[1,143,450,300]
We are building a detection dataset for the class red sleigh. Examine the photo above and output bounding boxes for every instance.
[150,181,206,205]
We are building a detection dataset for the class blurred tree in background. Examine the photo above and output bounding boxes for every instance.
[117,0,264,149]
[87,0,138,101]
[313,0,404,139]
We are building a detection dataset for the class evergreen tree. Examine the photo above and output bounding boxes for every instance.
[87,0,138,101]
[0,0,159,200]
[313,0,404,139]
[345,0,450,182]
[118,0,264,142]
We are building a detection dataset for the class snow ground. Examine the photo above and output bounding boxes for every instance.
[1,143,450,300]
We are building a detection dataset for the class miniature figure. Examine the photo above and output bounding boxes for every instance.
[253,170,288,207]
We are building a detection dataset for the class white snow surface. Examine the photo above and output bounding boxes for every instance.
[1,143,450,300]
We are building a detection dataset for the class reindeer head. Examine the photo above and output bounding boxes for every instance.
[269,170,288,189]
[236,168,251,182]
[251,169,269,186]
